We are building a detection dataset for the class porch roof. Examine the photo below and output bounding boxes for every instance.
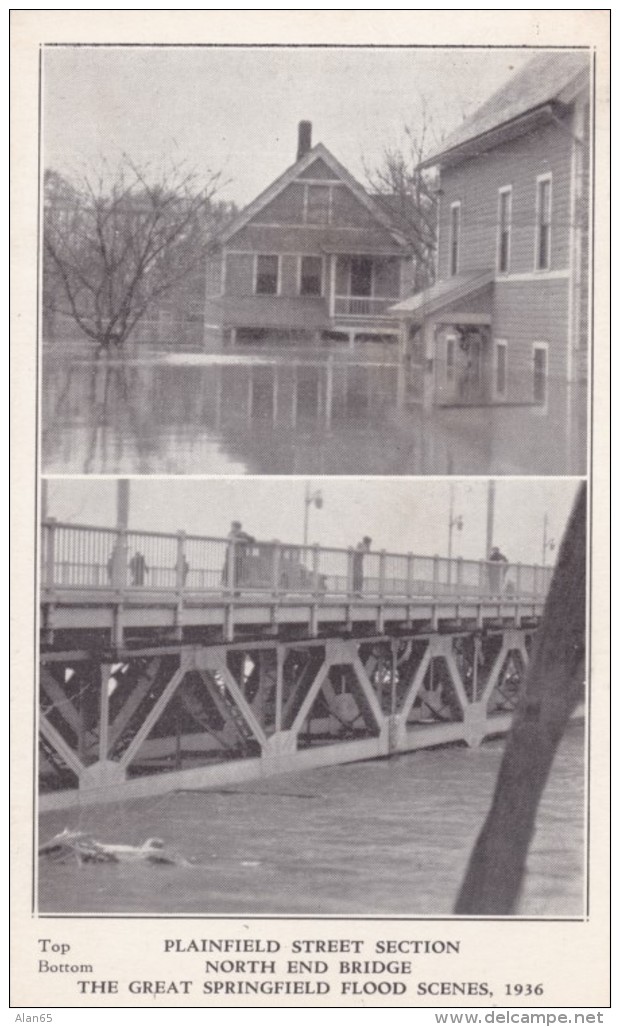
[319,231,411,256]
[389,269,494,322]
[204,295,331,331]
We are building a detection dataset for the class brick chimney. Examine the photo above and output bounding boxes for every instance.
[297,121,312,161]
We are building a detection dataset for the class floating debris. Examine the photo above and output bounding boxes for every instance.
[39,829,188,866]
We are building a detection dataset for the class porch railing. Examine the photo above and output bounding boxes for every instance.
[334,296,400,318]
[40,520,554,603]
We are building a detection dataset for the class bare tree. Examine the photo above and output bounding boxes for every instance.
[455,483,586,915]
[43,157,225,350]
[366,102,440,294]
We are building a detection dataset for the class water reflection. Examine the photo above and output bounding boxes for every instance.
[42,348,587,476]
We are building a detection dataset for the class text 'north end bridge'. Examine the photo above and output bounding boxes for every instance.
[39,521,553,810]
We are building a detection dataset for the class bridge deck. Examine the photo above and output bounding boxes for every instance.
[41,521,551,648]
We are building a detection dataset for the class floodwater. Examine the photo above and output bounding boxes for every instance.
[41,346,587,476]
[38,721,584,916]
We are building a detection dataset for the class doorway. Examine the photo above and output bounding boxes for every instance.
[349,257,372,297]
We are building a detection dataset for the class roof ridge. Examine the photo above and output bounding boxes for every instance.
[422,50,589,168]
[218,141,408,248]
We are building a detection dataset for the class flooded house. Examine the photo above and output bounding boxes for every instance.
[203,122,413,348]
[391,52,591,408]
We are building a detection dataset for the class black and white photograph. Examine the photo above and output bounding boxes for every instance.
[41,45,590,477]
[10,9,609,1013]
[38,476,585,918]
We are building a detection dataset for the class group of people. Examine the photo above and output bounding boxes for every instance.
[107,545,150,587]
[105,529,510,597]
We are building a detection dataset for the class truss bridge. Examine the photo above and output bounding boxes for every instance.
[39,521,552,810]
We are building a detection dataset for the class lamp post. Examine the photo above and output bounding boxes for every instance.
[486,479,496,558]
[303,482,323,547]
[447,484,463,583]
[542,512,556,567]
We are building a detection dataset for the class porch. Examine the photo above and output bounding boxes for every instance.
[390,270,496,408]
[325,249,404,323]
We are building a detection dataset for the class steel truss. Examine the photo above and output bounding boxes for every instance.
[39,626,533,810]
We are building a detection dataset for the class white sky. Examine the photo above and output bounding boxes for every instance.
[42,45,580,566]
[43,46,532,206]
[45,478,579,566]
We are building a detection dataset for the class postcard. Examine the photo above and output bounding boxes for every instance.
[10,9,610,1012]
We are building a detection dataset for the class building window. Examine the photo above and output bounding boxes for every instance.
[495,339,508,397]
[449,202,461,276]
[445,335,456,383]
[306,185,330,225]
[532,343,548,403]
[535,175,552,270]
[255,254,279,295]
[497,187,512,273]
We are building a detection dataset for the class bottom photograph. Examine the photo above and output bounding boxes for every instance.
[38,476,585,918]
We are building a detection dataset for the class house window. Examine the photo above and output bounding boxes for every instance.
[255,254,279,295]
[299,256,323,296]
[449,202,461,276]
[445,335,456,383]
[495,339,508,397]
[535,175,552,270]
[497,187,512,273]
[306,185,330,225]
[532,343,548,403]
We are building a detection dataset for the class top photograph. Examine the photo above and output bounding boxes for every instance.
[41,46,592,476]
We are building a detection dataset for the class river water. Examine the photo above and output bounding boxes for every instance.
[41,347,586,476]
[38,721,584,917]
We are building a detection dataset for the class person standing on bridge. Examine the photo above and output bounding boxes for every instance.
[224,521,255,590]
[353,536,372,596]
[488,546,508,596]
[129,550,149,587]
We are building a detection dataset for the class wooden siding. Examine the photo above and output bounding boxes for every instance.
[492,279,569,397]
[578,104,590,356]
[225,253,255,295]
[437,115,574,280]
[255,182,305,224]
[298,157,337,179]
[331,187,377,229]
[227,223,398,254]
[280,254,299,296]
[247,180,380,231]
[205,253,222,297]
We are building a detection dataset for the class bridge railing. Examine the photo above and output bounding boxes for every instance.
[40,520,554,602]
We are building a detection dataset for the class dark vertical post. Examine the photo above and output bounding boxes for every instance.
[486,479,496,558]
[116,479,130,530]
[454,484,586,915]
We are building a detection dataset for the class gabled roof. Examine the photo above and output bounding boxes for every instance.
[389,269,494,320]
[218,142,409,249]
[420,51,590,169]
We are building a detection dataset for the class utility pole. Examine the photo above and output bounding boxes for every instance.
[447,484,463,582]
[303,482,323,547]
[542,512,555,567]
[486,479,496,559]
[116,479,130,530]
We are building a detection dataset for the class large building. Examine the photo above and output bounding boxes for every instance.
[203,122,412,347]
[391,51,591,408]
